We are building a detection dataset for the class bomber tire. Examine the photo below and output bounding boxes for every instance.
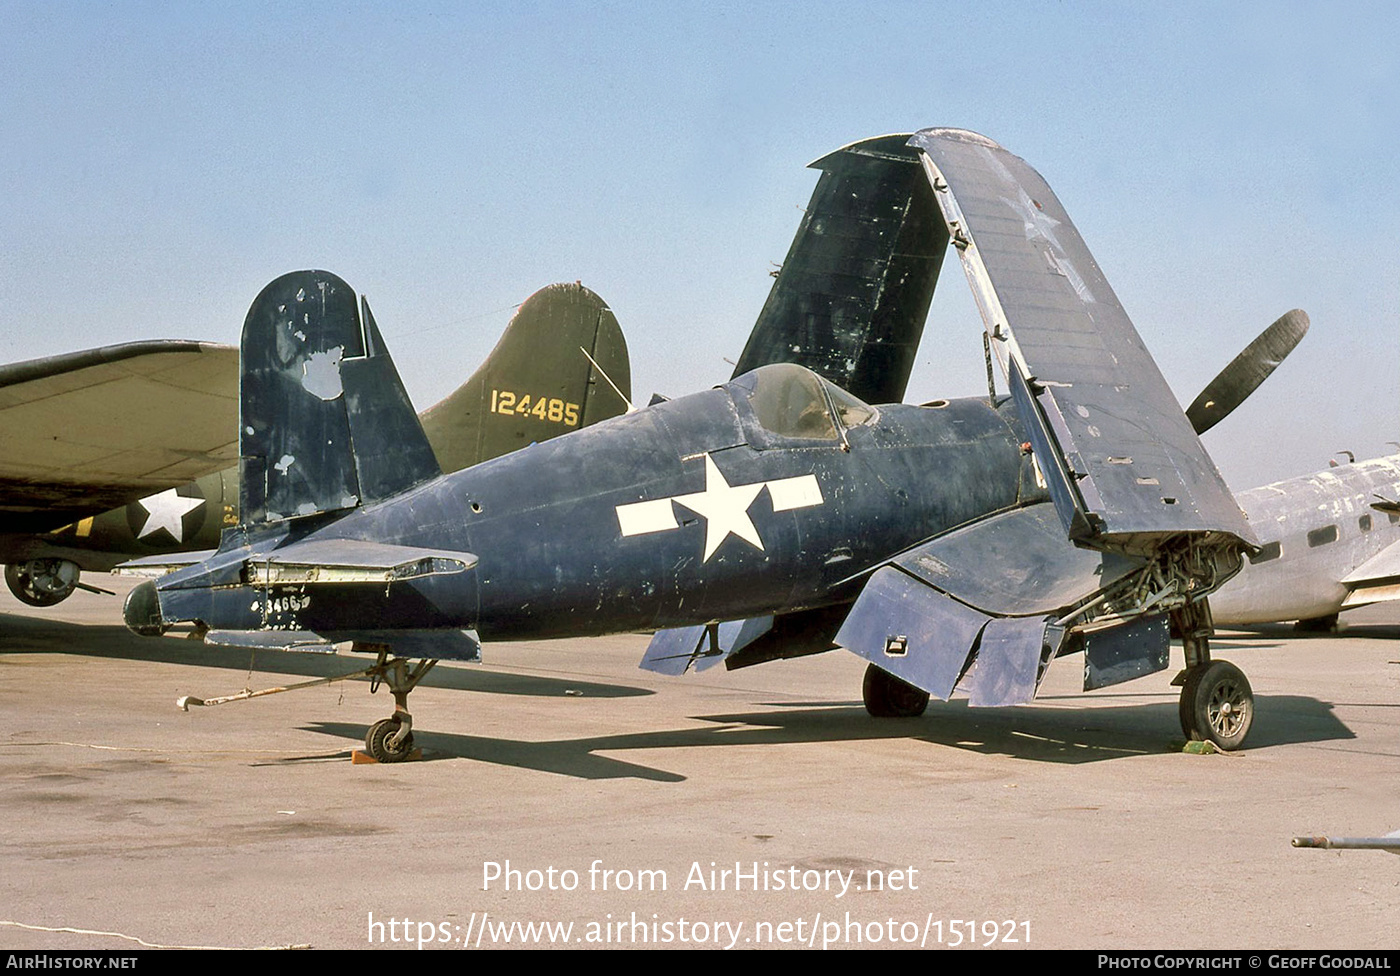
[6,562,74,607]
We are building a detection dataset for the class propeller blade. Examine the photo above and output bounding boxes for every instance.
[1186,309,1310,435]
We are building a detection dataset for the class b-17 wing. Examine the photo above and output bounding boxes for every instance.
[0,341,238,532]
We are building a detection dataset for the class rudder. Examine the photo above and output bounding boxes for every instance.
[239,270,440,524]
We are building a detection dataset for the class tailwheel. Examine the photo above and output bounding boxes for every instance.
[362,650,436,762]
[862,663,930,718]
[1178,659,1254,750]
[366,716,416,763]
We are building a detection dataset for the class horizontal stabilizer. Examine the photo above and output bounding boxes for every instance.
[204,627,481,661]
[116,550,218,577]
[331,628,481,661]
[205,629,336,651]
[246,539,477,585]
[908,128,1252,552]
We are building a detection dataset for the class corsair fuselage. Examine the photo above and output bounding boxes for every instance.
[145,368,1042,645]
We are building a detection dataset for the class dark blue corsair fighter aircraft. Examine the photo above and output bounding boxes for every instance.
[123,128,1292,760]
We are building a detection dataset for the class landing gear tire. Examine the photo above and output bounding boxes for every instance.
[1294,613,1339,633]
[5,560,79,607]
[365,718,415,763]
[862,664,930,718]
[1178,660,1253,750]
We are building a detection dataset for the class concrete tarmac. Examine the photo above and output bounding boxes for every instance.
[1,579,1397,950]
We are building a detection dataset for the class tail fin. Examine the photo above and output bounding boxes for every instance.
[732,135,949,404]
[418,281,631,472]
[239,270,440,524]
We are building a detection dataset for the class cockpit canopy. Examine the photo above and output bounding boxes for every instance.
[730,363,877,445]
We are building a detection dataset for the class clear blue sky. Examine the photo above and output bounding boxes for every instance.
[2,1,1396,489]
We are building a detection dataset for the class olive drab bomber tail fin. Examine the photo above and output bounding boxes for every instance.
[239,270,441,525]
[417,281,631,472]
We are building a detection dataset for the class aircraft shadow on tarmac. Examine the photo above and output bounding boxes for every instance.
[300,688,1353,782]
[0,614,649,700]
[3,614,1357,779]
[1222,622,1400,642]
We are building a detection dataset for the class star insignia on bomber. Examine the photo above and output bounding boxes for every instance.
[134,489,205,542]
[615,454,824,561]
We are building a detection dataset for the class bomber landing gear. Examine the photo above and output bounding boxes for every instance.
[862,663,930,718]
[6,559,79,606]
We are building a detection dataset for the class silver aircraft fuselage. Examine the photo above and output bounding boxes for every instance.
[1211,455,1400,625]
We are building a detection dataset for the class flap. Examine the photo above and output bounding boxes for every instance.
[891,503,1141,617]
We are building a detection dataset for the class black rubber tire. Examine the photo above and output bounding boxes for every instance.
[365,718,415,763]
[1178,665,1206,741]
[5,563,70,607]
[1294,613,1339,633]
[1179,660,1253,751]
[862,664,930,718]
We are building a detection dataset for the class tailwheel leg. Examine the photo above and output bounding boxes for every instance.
[363,650,437,763]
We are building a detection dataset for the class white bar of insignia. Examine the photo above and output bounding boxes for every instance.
[616,498,680,536]
[767,475,824,511]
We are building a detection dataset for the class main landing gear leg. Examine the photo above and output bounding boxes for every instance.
[364,648,437,763]
[1170,599,1253,750]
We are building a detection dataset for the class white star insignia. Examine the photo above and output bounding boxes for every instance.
[135,489,205,542]
[614,454,824,562]
[671,455,767,561]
